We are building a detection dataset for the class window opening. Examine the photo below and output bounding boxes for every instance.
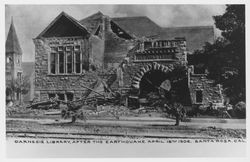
[94,25,101,36]
[48,93,56,99]
[57,93,65,101]
[59,51,65,74]
[50,45,84,74]
[66,93,74,101]
[50,53,56,74]
[196,90,203,103]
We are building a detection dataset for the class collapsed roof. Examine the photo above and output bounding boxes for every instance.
[80,12,215,53]
[36,11,215,53]
[112,16,162,38]
[80,11,133,40]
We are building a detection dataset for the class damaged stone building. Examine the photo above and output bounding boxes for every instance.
[33,11,224,108]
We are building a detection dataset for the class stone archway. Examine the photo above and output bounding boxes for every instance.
[131,62,174,89]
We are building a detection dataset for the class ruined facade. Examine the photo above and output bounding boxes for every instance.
[188,66,224,107]
[6,20,23,103]
[113,39,223,107]
[33,11,224,108]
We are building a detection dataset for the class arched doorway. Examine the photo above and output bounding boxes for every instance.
[131,62,175,104]
[130,62,191,105]
[131,62,174,89]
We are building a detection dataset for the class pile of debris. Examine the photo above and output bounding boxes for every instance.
[26,99,59,110]
[6,103,45,118]
[25,76,127,122]
[139,92,168,108]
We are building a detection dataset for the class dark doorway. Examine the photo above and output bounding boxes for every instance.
[138,69,191,105]
[139,70,169,97]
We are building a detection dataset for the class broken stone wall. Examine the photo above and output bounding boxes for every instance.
[188,66,224,107]
[111,63,138,93]
[103,18,135,69]
[89,35,105,68]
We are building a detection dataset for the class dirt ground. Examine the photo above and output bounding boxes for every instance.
[6,118,246,140]
[6,105,246,140]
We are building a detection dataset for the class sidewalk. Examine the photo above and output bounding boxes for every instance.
[6,117,246,129]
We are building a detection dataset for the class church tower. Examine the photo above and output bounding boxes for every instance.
[6,18,23,103]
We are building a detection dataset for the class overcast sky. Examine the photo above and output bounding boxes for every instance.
[5,4,226,62]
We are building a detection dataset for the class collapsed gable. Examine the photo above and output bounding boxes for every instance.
[37,12,89,38]
[79,11,104,34]
[104,27,136,68]
[80,12,133,40]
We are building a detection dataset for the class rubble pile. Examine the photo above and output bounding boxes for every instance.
[6,104,45,117]
[139,92,169,111]
[94,105,132,119]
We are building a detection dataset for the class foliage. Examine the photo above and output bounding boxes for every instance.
[6,75,30,101]
[233,101,246,118]
[189,5,245,104]
[214,5,245,44]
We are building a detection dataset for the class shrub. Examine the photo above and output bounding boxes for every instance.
[234,101,246,118]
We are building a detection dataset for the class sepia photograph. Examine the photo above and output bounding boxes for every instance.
[3,1,247,158]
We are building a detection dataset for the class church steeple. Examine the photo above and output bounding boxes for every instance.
[6,17,23,104]
[6,18,22,54]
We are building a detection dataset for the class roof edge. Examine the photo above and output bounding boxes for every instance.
[36,11,89,39]
[112,16,148,20]
[79,11,104,23]
[163,25,214,29]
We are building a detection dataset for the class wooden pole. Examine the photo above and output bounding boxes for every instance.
[79,83,105,97]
